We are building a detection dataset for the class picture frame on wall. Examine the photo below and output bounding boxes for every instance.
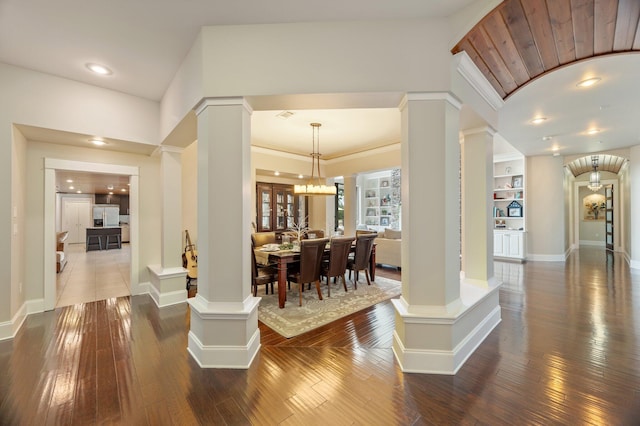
[380,178,390,187]
[380,217,390,226]
[512,175,523,188]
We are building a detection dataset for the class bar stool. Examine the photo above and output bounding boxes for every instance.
[105,234,121,249]
[86,235,102,251]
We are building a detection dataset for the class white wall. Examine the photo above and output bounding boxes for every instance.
[182,141,198,245]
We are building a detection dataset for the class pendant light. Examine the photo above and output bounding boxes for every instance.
[587,155,602,192]
[294,123,337,196]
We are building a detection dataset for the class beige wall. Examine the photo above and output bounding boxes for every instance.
[182,141,198,246]
[10,127,27,317]
[527,155,566,259]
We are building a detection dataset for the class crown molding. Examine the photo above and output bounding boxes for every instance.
[399,92,463,111]
[453,51,504,111]
[151,145,184,157]
[194,97,253,116]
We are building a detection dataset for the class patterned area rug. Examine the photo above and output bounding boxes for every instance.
[258,276,401,338]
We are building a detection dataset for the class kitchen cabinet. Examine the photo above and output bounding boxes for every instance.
[121,224,130,242]
[95,194,129,215]
[256,183,306,240]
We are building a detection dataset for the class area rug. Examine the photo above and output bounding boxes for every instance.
[258,276,401,338]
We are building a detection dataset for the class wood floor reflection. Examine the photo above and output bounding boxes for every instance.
[2,248,640,424]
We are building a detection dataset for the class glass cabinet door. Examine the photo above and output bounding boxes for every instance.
[256,184,272,231]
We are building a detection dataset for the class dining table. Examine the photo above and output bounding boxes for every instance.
[255,242,376,308]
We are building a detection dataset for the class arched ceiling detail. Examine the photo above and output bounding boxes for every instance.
[451,0,640,100]
[566,154,626,177]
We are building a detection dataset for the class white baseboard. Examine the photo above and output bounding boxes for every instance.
[0,302,27,341]
[149,284,187,308]
[187,328,261,369]
[527,253,568,262]
[392,305,501,375]
[579,240,606,247]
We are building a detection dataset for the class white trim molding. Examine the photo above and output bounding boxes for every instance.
[391,281,501,375]
[453,51,504,111]
[187,295,261,368]
[399,92,463,111]
[194,97,253,116]
[147,264,188,308]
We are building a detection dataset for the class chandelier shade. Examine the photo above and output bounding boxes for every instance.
[294,123,337,196]
[587,155,602,192]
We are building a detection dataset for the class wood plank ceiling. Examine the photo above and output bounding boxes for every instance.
[452,0,640,99]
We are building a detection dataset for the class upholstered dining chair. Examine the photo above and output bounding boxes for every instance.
[251,231,276,248]
[287,238,329,306]
[320,236,355,296]
[251,247,277,296]
[305,229,325,239]
[346,232,377,288]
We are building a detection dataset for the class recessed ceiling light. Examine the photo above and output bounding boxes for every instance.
[298,174,304,179]
[86,63,112,75]
[274,171,280,176]
[577,77,601,87]
[587,128,600,135]
[551,145,559,151]
[76,190,82,194]
[66,179,73,183]
[107,185,114,190]
[542,136,552,141]
[90,138,106,146]
[69,186,74,190]
[531,117,547,124]
[108,191,113,195]
[121,188,127,192]
[553,152,560,157]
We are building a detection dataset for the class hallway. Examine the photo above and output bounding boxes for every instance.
[55,243,131,308]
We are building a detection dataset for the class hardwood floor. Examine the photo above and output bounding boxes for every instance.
[2,248,640,424]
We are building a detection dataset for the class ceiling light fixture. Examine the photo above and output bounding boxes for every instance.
[107,185,114,190]
[274,171,280,176]
[542,136,553,141]
[587,128,600,135]
[294,123,336,196]
[276,111,294,119]
[86,63,112,75]
[109,192,113,195]
[90,138,106,146]
[66,179,73,183]
[76,190,82,194]
[69,186,74,190]
[531,117,547,124]
[298,174,304,179]
[587,155,602,192]
[121,188,127,192]
[577,77,601,87]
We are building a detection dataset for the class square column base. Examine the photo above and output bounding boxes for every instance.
[187,295,261,369]
[147,264,188,307]
[391,281,501,375]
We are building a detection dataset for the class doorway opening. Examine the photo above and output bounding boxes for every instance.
[43,158,140,311]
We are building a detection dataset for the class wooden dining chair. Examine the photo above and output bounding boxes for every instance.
[320,236,355,296]
[251,248,277,296]
[251,231,276,248]
[346,232,377,288]
[287,238,329,306]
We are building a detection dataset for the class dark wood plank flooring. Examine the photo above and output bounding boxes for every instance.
[2,249,640,424]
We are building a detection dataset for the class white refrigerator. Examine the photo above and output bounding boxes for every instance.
[93,205,120,227]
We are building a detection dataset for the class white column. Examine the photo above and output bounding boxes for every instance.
[187,97,260,368]
[343,175,357,236]
[391,93,501,375]
[461,127,496,287]
[147,146,188,307]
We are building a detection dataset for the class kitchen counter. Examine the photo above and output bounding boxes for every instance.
[86,227,122,251]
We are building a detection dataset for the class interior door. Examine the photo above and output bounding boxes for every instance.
[605,184,614,251]
[63,200,92,244]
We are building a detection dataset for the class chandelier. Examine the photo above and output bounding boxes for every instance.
[587,155,602,192]
[294,122,337,196]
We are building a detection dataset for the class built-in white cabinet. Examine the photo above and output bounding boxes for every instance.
[493,153,526,260]
[494,230,526,260]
